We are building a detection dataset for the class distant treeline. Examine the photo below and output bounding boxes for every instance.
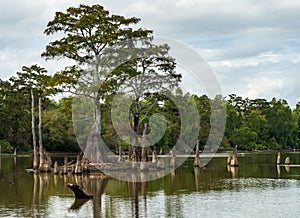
[0,77,299,153]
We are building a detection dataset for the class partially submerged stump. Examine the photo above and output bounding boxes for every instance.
[170,147,176,168]
[194,140,200,167]
[67,183,93,199]
[39,152,51,172]
[62,157,68,174]
[152,148,157,164]
[230,157,239,167]
[285,156,291,165]
[33,146,38,170]
[118,146,123,162]
[82,158,89,173]
[159,147,163,155]
[277,152,281,165]
[74,154,82,174]
[53,161,59,174]
[229,145,239,166]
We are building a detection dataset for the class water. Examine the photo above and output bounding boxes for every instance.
[1,153,300,217]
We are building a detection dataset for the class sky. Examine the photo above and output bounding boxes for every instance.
[0,0,300,107]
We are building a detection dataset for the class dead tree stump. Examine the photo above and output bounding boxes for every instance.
[62,157,68,174]
[74,154,82,174]
[230,145,239,166]
[53,161,59,174]
[152,149,157,164]
[194,140,200,167]
[285,156,291,165]
[277,152,281,165]
[118,146,123,162]
[170,147,176,168]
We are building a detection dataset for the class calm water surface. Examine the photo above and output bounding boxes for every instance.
[0,153,300,217]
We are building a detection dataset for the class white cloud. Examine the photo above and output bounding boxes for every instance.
[0,0,299,107]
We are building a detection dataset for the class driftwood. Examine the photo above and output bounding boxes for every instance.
[67,183,93,199]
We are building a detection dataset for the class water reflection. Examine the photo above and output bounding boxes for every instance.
[277,165,281,178]
[1,154,300,217]
[285,165,290,173]
[194,167,200,191]
[276,164,291,178]
[69,198,90,210]
[227,165,239,178]
[31,173,50,210]
[13,156,17,168]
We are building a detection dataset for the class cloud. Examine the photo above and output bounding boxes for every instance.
[0,0,299,107]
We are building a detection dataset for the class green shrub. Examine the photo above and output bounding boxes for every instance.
[0,140,14,153]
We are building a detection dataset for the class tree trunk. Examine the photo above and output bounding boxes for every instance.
[38,95,44,169]
[128,138,133,161]
[31,89,38,169]
[83,58,107,163]
[141,124,148,162]
[132,111,141,161]
[194,140,200,167]
[93,57,101,133]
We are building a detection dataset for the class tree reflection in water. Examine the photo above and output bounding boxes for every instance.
[24,154,300,217]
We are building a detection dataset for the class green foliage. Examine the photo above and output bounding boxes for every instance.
[225,95,298,150]
[230,126,258,151]
[0,79,31,151]
[0,140,14,153]
[42,98,79,152]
